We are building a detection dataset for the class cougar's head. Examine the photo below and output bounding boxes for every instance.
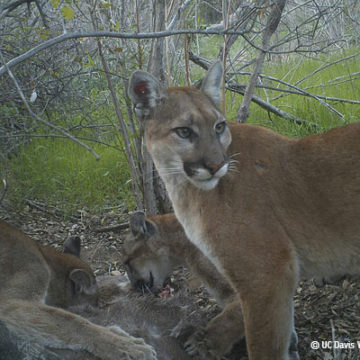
[45,236,99,308]
[128,62,232,191]
[123,212,180,293]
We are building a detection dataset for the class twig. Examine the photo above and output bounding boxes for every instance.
[0,50,101,160]
[96,38,143,209]
[0,154,7,206]
[0,29,249,77]
[330,319,341,360]
[0,134,124,150]
[227,82,316,128]
[167,0,193,31]
[94,222,129,233]
[232,71,345,120]
[236,0,286,123]
[294,51,360,86]
[228,70,360,105]
[189,52,316,128]
[25,199,79,221]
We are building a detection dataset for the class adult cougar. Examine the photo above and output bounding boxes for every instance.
[128,63,360,360]
[0,219,157,360]
[123,211,244,358]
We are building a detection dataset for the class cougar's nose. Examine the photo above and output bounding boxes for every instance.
[207,160,228,176]
[207,161,225,175]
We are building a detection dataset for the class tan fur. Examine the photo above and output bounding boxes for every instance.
[128,63,360,360]
[0,219,157,360]
[123,212,244,358]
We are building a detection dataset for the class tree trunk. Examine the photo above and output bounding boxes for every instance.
[144,0,173,215]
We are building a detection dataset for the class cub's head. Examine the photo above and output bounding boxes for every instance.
[123,212,182,293]
[128,63,232,191]
[59,236,98,308]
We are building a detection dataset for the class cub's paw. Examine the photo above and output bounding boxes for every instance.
[184,328,223,360]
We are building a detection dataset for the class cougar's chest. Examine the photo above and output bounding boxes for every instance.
[165,177,225,271]
[175,204,224,273]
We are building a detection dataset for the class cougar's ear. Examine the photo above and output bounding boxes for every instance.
[70,269,97,296]
[63,236,81,258]
[130,211,157,239]
[200,61,223,107]
[128,71,166,118]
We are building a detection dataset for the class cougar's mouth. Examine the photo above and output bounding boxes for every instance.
[193,177,221,191]
[186,162,229,190]
[149,271,154,288]
[134,271,154,294]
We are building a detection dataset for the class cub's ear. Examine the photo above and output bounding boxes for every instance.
[130,211,157,239]
[63,236,81,258]
[200,61,223,107]
[128,71,166,119]
[69,269,97,296]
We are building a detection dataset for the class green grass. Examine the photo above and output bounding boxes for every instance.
[8,137,134,215]
[224,48,360,137]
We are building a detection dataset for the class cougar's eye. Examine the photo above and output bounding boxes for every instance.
[174,127,192,139]
[215,121,227,135]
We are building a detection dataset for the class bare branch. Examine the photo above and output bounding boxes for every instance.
[96,39,144,209]
[233,71,345,120]
[0,29,248,77]
[189,51,316,128]
[227,82,317,128]
[167,0,193,31]
[294,50,360,86]
[94,222,129,233]
[0,50,101,160]
[0,153,7,206]
[236,0,287,123]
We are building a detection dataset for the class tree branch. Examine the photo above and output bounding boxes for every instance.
[0,29,248,77]
[227,82,317,128]
[189,51,317,128]
[167,0,193,31]
[232,71,345,120]
[94,222,129,233]
[96,39,143,209]
[0,50,101,160]
[236,0,287,122]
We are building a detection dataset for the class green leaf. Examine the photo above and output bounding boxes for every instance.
[37,28,51,40]
[51,0,60,9]
[88,56,95,66]
[61,6,75,20]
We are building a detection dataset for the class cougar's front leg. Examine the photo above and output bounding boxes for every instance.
[239,262,298,360]
[0,300,157,360]
[185,297,244,359]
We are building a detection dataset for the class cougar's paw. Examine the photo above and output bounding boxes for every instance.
[110,325,147,346]
[109,325,158,360]
[124,341,158,360]
[184,328,223,360]
[130,344,158,360]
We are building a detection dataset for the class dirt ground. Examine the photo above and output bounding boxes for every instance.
[1,201,359,360]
